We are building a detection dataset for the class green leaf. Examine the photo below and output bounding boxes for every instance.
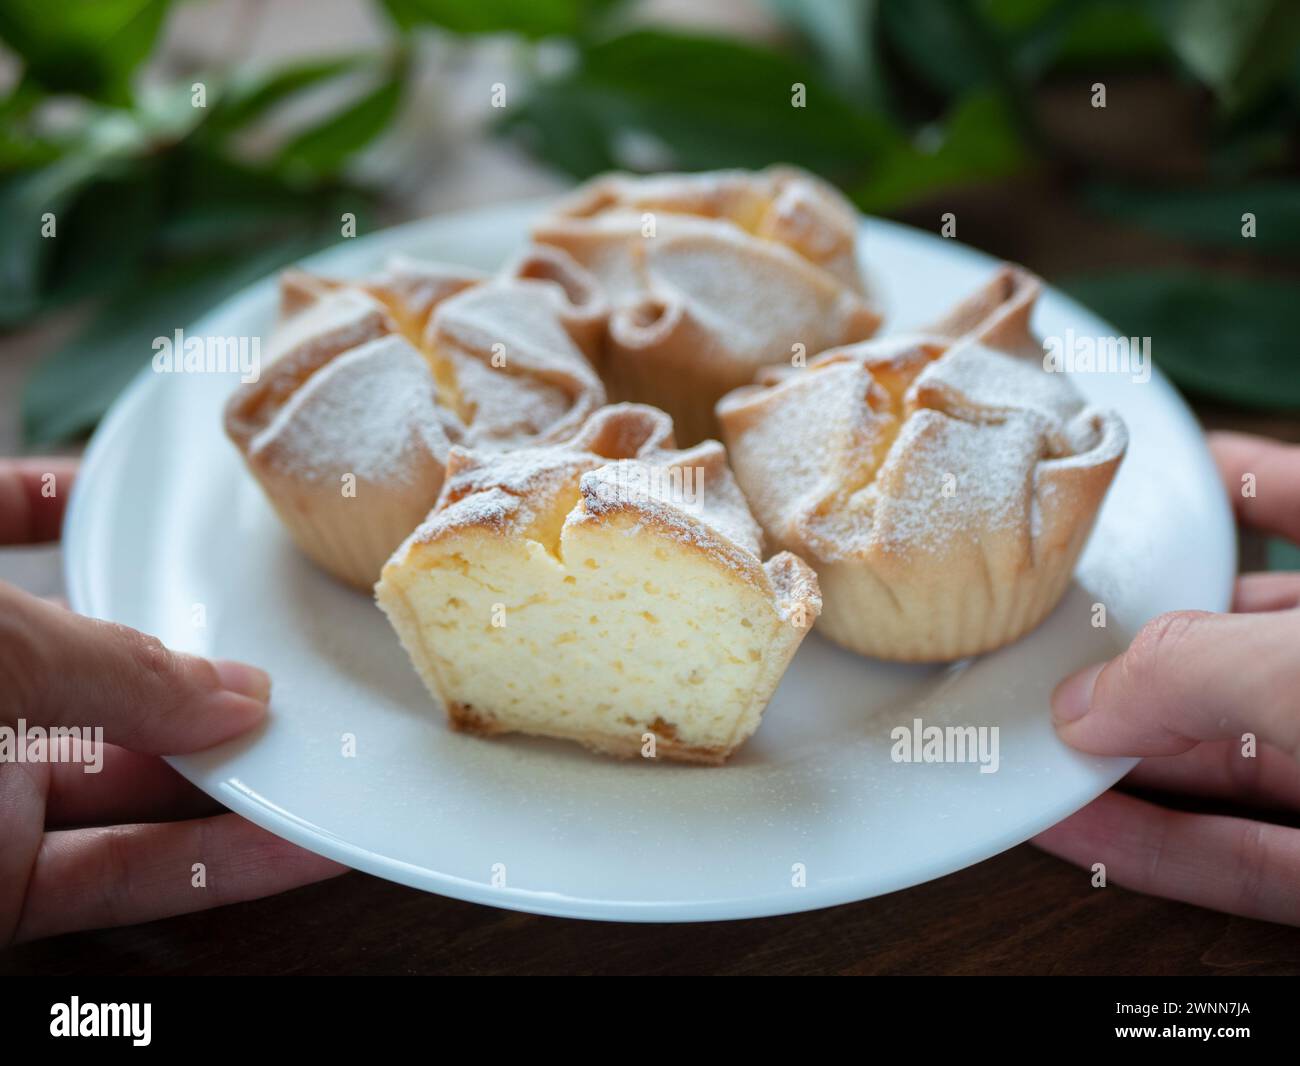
[152,148,376,257]
[204,55,373,137]
[277,57,408,178]
[984,0,1166,79]
[500,80,620,176]
[1206,98,1295,178]
[1061,270,1300,410]
[0,109,157,324]
[22,234,335,445]
[1085,181,1300,251]
[1032,0,1167,69]
[1151,0,1300,112]
[852,91,1027,211]
[0,85,63,172]
[0,0,171,105]
[881,0,1170,99]
[878,0,1045,149]
[502,30,893,179]
[379,0,610,38]
[0,150,134,324]
[0,128,61,171]
[764,0,886,106]
[880,0,993,98]
[34,167,159,314]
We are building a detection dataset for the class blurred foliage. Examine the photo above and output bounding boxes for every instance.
[1064,271,1300,407]
[0,0,171,104]
[504,30,897,174]
[380,0,619,39]
[1,0,1299,443]
[1083,180,1300,250]
[1270,538,1300,571]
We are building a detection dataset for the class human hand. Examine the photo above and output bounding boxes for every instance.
[1034,432,1300,925]
[1,458,344,945]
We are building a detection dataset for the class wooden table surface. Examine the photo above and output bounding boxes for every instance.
[4,112,1299,975]
[4,838,1298,976]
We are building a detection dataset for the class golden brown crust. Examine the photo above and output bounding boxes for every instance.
[924,264,1042,360]
[398,403,790,604]
[446,702,732,765]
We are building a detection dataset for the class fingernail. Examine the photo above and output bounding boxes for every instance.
[214,660,271,704]
[1052,662,1103,723]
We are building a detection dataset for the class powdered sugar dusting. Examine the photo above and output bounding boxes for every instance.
[863,410,1043,553]
[720,358,889,542]
[252,335,456,484]
[907,340,1082,434]
[722,327,1125,561]
[366,255,484,324]
[578,441,764,562]
[240,254,607,491]
[645,227,876,365]
[429,276,605,443]
[265,288,392,367]
[533,168,880,397]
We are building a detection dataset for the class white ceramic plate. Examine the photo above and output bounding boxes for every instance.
[65,201,1235,922]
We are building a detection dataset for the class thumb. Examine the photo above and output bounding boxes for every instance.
[1052,609,1300,759]
[0,582,268,754]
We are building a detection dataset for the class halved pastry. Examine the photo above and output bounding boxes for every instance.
[717,271,1126,662]
[225,254,606,589]
[532,166,882,444]
[376,404,821,764]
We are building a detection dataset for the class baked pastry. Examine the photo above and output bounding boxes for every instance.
[225,254,606,589]
[376,404,821,764]
[532,166,882,444]
[716,269,1127,662]
[924,263,1043,360]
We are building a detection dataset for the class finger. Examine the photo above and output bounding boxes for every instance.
[1124,740,1300,811]
[1052,609,1300,758]
[1210,431,1300,543]
[1034,790,1300,925]
[0,457,79,545]
[45,745,223,828]
[0,583,268,752]
[13,814,348,943]
[1233,572,1300,613]
[0,761,50,943]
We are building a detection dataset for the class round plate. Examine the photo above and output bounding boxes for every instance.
[65,201,1235,922]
